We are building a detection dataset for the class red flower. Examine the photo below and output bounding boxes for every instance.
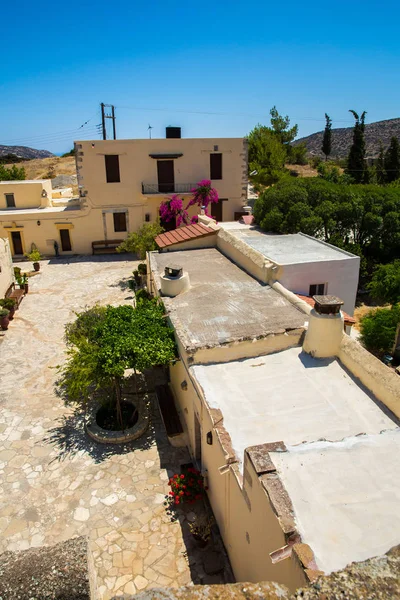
[180,474,185,479]
[169,491,174,496]
[173,474,178,479]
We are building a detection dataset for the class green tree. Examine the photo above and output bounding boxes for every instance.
[376,141,386,184]
[117,221,164,259]
[248,126,288,187]
[61,148,76,158]
[0,164,26,181]
[359,305,400,358]
[368,261,400,304]
[57,302,176,429]
[384,137,400,183]
[346,110,367,183]
[322,114,332,161]
[269,106,298,145]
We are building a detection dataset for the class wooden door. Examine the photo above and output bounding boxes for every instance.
[11,231,23,255]
[211,199,223,221]
[157,160,174,193]
[60,229,72,251]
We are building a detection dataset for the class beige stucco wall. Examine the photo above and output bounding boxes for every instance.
[0,237,13,296]
[76,137,247,224]
[0,180,53,210]
[169,358,307,591]
[338,335,400,419]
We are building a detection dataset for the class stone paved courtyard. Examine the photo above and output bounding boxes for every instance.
[0,257,228,599]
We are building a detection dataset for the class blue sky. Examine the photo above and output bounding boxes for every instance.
[2,0,399,154]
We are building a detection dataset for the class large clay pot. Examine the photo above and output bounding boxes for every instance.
[0,315,9,330]
[8,307,15,320]
[24,283,29,294]
[33,262,40,272]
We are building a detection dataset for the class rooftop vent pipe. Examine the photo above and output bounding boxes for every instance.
[160,263,190,297]
[303,295,344,358]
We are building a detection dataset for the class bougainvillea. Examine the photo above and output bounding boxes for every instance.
[159,181,219,228]
[168,467,208,505]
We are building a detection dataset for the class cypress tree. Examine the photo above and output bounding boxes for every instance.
[384,136,400,183]
[346,110,367,183]
[376,141,386,184]
[322,113,332,161]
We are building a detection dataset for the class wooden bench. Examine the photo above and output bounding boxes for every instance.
[155,384,184,437]
[92,239,124,255]
[5,283,24,307]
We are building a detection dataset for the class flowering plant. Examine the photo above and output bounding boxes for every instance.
[168,467,207,505]
[188,516,214,541]
[159,181,219,228]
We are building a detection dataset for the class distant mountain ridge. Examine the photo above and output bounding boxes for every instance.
[293,118,400,159]
[0,145,54,160]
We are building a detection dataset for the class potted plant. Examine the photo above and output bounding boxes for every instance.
[167,467,207,506]
[17,273,29,294]
[0,298,16,320]
[0,308,10,330]
[25,249,43,272]
[133,269,141,285]
[188,517,214,548]
[138,263,147,276]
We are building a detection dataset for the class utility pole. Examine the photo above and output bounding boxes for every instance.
[100,103,117,140]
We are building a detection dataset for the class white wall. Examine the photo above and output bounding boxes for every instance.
[277,257,360,315]
[0,238,13,297]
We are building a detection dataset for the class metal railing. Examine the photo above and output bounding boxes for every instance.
[141,182,196,194]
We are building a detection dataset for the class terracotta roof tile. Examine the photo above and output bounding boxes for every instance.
[155,223,215,248]
[296,294,356,325]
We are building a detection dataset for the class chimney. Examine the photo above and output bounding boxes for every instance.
[166,126,181,139]
[303,295,344,358]
[160,263,190,297]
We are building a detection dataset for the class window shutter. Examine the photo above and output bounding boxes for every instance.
[105,155,120,183]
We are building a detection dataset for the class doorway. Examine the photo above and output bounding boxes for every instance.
[59,229,72,252]
[211,199,223,221]
[157,160,174,193]
[194,411,202,468]
[11,231,23,255]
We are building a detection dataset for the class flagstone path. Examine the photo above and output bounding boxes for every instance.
[0,256,227,599]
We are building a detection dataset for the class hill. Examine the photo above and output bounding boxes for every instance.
[9,156,78,193]
[0,145,54,160]
[293,117,400,160]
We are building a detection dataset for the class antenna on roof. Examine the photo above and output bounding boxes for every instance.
[148,124,153,139]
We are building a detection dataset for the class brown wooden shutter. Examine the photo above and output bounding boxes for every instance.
[210,153,222,180]
[60,229,72,251]
[105,155,120,183]
[113,212,127,232]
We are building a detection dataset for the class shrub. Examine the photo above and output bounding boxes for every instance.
[25,249,43,262]
[0,298,16,310]
[167,467,207,505]
[137,263,147,275]
[359,305,400,358]
[117,222,164,259]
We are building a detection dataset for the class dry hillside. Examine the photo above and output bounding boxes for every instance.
[11,156,78,193]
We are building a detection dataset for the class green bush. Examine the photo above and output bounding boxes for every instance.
[360,305,400,358]
[368,261,400,305]
[117,222,164,259]
[137,263,147,275]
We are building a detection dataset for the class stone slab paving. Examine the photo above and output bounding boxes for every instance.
[0,257,226,599]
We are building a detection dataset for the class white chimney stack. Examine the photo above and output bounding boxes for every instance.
[303,295,344,358]
[160,264,190,297]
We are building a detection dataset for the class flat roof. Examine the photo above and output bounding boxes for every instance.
[191,346,397,467]
[0,179,49,185]
[272,430,400,574]
[0,206,80,216]
[220,224,356,264]
[150,248,305,351]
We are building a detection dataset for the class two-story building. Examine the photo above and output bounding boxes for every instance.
[0,131,248,257]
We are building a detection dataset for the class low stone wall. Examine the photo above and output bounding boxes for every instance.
[114,544,400,600]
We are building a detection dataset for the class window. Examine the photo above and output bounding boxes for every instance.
[104,155,120,183]
[210,153,222,180]
[5,193,15,208]
[309,283,326,296]
[113,212,127,232]
[60,229,72,251]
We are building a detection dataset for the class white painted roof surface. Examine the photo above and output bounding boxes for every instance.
[191,347,397,468]
[220,225,356,263]
[0,179,50,185]
[272,430,400,574]
[0,206,80,216]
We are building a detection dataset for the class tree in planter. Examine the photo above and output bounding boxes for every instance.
[57,301,176,430]
[117,221,164,259]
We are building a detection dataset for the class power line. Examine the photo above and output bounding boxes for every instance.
[116,104,356,124]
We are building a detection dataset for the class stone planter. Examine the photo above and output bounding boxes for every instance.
[85,396,150,444]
